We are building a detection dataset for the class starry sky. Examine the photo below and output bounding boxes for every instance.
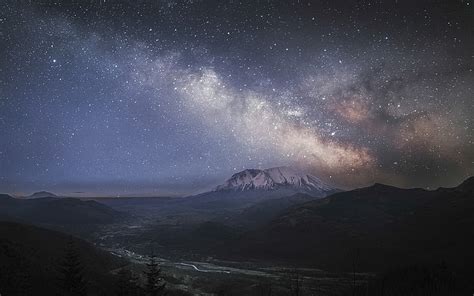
[0,0,473,196]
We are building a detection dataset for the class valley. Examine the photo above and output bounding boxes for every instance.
[2,168,474,295]
[3,2,472,294]
[98,228,365,296]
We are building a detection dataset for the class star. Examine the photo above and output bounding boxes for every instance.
[0,0,472,195]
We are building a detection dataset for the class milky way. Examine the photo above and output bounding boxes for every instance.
[0,1,473,196]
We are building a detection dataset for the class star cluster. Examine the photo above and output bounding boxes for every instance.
[0,0,472,196]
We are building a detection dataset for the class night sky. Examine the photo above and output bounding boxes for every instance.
[1,0,473,196]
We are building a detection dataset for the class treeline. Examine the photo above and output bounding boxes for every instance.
[347,263,473,296]
[0,239,172,296]
[114,255,166,296]
[3,233,473,295]
[59,242,168,296]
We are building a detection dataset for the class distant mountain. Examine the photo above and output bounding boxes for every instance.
[0,194,126,235]
[215,166,338,197]
[234,176,474,273]
[27,191,58,199]
[441,176,474,193]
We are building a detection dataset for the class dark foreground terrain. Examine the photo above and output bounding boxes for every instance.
[1,177,474,295]
[0,221,122,295]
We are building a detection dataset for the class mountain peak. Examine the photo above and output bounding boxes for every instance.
[215,166,338,197]
[28,191,58,199]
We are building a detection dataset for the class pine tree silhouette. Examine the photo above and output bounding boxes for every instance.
[116,267,142,296]
[58,240,87,296]
[0,242,32,295]
[289,269,302,296]
[144,255,166,296]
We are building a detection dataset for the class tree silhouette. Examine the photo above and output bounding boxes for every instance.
[351,248,360,296]
[58,240,87,296]
[256,280,272,296]
[144,255,166,296]
[288,269,302,296]
[116,267,142,296]
[0,246,32,296]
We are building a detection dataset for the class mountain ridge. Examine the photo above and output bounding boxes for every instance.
[0,194,126,235]
[233,176,474,272]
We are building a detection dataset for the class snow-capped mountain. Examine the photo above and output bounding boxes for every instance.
[215,166,338,197]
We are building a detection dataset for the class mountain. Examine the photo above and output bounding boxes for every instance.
[0,221,124,295]
[215,166,338,197]
[235,193,317,226]
[27,190,58,199]
[441,176,474,193]
[234,176,474,274]
[181,167,338,213]
[0,194,126,235]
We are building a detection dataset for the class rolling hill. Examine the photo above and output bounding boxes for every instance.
[0,194,126,235]
[235,177,474,274]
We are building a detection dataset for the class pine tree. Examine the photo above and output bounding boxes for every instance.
[116,267,142,296]
[58,240,87,296]
[257,280,272,296]
[144,255,166,296]
[288,269,302,296]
